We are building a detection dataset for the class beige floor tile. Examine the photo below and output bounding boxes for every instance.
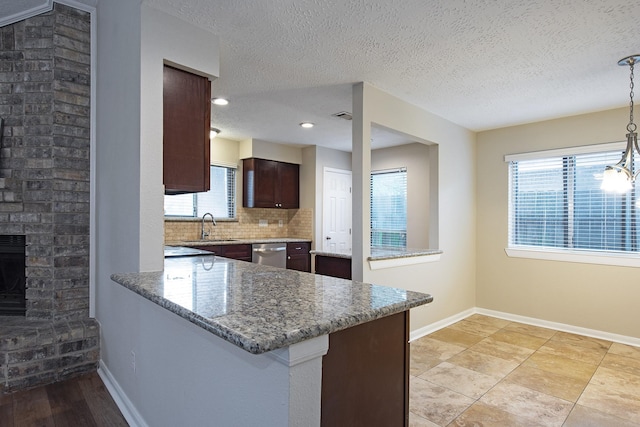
[577,366,640,424]
[550,331,612,351]
[448,401,543,427]
[490,329,549,350]
[503,322,557,339]
[608,342,640,359]
[410,376,474,426]
[600,352,640,377]
[428,328,485,348]
[447,319,502,337]
[447,349,519,378]
[419,361,501,399]
[523,351,598,382]
[470,336,535,363]
[504,364,588,402]
[411,336,467,361]
[537,339,608,365]
[563,404,640,427]
[410,351,442,376]
[465,314,511,329]
[479,381,573,426]
[409,411,440,427]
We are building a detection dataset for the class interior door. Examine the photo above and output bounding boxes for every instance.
[323,168,352,253]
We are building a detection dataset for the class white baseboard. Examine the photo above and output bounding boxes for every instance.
[475,308,640,348]
[409,307,475,342]
[98,361,148,427]
[410,307,640,348]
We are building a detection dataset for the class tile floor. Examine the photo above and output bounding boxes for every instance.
[409,314,640,426]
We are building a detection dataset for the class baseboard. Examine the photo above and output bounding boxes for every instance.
[97,361,148,427]
[475,308,640,348]
[409,307,475,342]
[410,306,640,348]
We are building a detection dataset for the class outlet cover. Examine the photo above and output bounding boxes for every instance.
[259,219,268,227]
[278,219,283,227]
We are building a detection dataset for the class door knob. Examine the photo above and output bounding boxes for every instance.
[326,236,332,240]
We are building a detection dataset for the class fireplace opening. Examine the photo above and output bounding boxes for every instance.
[0,235,26,316]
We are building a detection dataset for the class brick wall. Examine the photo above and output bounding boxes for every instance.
[0,3,90,321]
[0,3,98,393]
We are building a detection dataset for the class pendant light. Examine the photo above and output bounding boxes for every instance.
[601,54,640,193]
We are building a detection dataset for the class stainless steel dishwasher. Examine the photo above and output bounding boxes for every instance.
[252,243,287,268]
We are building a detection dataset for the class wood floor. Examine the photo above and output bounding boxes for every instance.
[0,371,128,427]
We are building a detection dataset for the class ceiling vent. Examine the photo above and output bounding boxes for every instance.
[332,111,352,121]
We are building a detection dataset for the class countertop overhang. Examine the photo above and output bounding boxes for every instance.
[111,255,432,354]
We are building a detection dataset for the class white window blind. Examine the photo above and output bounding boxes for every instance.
[371,168,407,248]
[164,165,236,219]
[508,146,639,253]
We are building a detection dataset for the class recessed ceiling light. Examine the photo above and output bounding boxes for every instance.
[300,122,314,128]
[212,98,229,106]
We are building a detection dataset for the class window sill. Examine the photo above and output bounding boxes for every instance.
[505,247,640,268]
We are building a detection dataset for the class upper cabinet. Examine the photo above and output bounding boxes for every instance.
[163,65,211,194]
[243,158,299,209]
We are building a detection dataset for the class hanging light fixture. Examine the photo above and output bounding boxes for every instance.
[601,54,640,193]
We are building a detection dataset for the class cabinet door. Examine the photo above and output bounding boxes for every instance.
[243,158,278,208]
[277,162,299,209]
[190,245,222,254]
[243,158,300,209]
[221,244,252,262]
[315,255,351,279]
[286,242,310,272]
[163,65,211,194]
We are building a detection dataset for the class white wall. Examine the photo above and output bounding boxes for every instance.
[140,4,219,271]
[353,83,476,332]
[96,3,227,423]
[477,107,640,339]
[95,0,143,410]
[239,138,303,164]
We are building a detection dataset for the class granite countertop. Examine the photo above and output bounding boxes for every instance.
[310,247,443,261]
[167,237,311,247]
[111,255,433,354]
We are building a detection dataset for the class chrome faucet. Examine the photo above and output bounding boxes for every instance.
[201,212,216,240]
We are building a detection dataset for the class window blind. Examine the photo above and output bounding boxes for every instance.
[508,147,639,253]
[165,165,236,219]
[370,168,407,248]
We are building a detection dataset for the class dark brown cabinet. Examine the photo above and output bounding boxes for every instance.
[242,158,299,208]
[314,255,351,280]
[321,311,409,425]
[163,65,211,194]
[190,244,252,262]
[286,242,310,272]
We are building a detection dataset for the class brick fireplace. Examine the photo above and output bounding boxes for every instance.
[0,4,99,393]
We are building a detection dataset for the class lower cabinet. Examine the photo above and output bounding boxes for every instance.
[191,244,252,262]
[286,242,311,272]
[321,311,409,425]
[314,255,351,280]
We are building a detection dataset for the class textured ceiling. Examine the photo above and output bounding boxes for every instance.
[56,1,640,150]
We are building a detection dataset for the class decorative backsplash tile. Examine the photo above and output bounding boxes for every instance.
[164,208,313,242]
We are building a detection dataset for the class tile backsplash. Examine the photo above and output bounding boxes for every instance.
[164,208,313,242]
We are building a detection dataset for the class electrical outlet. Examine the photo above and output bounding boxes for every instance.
[131,350,136,373]
[278,219,283,227]
[259,219,268,227]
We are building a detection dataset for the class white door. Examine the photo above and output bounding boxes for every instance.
[323,168,352,253]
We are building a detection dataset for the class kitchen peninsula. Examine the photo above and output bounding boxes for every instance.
[110,253,432,426]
